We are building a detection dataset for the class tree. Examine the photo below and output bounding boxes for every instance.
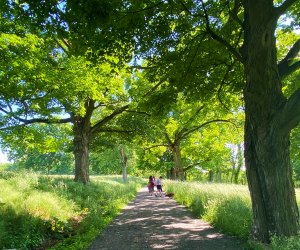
[0,30,141,183]
[0,1,160,183]
[242,1,300,242]
[139,94,239,180]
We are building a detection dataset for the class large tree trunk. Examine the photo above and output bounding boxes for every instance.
[73,116,90,183]
[243,0,299,242]
[171,144,185,181]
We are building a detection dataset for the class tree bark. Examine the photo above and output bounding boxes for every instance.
[233,144,243,184]
[243,0,299,242]
[119,145,128,182]
[208,170,214,182]
[171,144,185,181]
[73,116,90,183]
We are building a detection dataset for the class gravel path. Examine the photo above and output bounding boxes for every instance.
[88,187,247,250]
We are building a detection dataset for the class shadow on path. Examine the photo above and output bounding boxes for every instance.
[88,187,246,250]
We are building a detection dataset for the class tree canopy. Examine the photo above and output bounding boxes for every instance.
[0,0,300,244]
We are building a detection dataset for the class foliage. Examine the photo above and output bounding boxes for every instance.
[0,163,11,171]
[135,94,244,181]
[0,124,73,173]
[271,235,300,250]
[0,171,143,249]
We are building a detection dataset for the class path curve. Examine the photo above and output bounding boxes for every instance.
[88,187,246,250]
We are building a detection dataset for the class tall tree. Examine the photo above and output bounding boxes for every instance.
[0,0,156,183]
[0,31,140,183]
[242,1,300,241]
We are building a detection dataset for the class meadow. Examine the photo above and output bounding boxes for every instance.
[0,171,144,250]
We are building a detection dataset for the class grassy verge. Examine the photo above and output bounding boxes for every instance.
[0,171,144,250]
[164,180,300,249]
[164,181,252,239]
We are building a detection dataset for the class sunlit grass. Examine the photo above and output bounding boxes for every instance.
[165,180,300,248]
[0,171,144,249]
[164,180,252,239]
[3,171,300,249]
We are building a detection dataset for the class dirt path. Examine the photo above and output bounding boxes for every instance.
[88,187,247,250]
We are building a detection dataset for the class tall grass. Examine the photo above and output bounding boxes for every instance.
[0,171,144,250]
[164,181,252,239]
[165,180,300,249]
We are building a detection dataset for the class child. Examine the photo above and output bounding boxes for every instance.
[156,176,163,197]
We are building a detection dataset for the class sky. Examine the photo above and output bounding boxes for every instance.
[0,150,9,163]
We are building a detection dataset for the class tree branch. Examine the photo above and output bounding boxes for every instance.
[200,0,243,62]
[275,0,298,18]
[181,105,205,128]
[181,119,236,139]
[228,0,243,27]
[277,88,300,133]
[144,144,168,150]
[0,106,72,126]
[54,37,70,56]
[97,128,134,134]
[124,110,151,116]
[278,39,300,79]
[21,117,72,125]
[90,104,129,135]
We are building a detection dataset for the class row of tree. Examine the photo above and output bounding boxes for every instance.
[0,0,300,245]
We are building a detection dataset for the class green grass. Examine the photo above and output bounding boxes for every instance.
[164,180,300,249]
[3,173,300,249]
[164,181,252,239]
[0,171,144,250]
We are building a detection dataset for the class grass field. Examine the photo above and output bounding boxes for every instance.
[164,180,300,250]
[1,172,300,249]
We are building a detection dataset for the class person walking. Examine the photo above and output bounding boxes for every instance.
[156,176,163,197]
[147,176,154,196]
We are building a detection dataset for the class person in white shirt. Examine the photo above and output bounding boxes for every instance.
[155,176,163,197]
